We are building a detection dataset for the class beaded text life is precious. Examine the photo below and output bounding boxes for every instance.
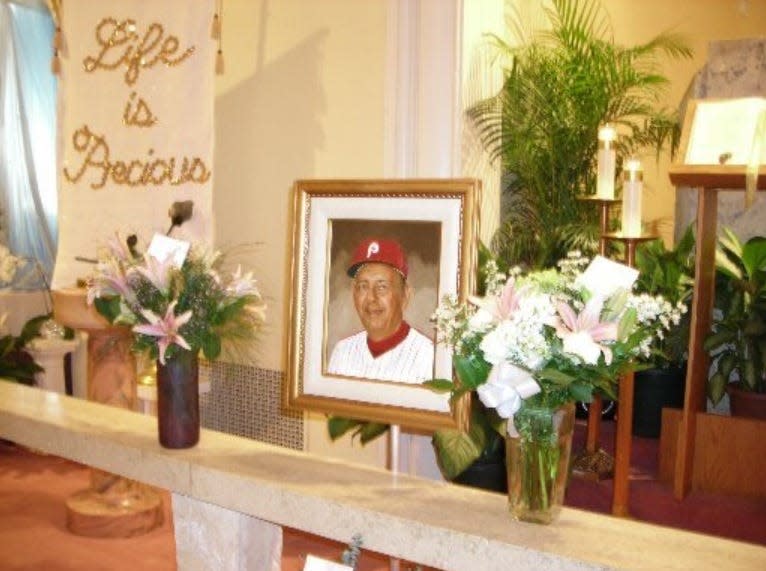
[63,16,211,189]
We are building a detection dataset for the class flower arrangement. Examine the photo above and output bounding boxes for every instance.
[86,233,266,364]
[434,253,681,416]
[429,252,680,520]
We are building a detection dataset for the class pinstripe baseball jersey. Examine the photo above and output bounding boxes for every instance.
[328,327,434,383]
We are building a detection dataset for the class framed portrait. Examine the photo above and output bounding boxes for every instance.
[285,179,481,431]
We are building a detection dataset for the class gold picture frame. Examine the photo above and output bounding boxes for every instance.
[284,179,481,431]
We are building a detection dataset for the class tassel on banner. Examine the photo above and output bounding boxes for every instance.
[211,13,221,39]
[215,49,225,75]
[50,49,61,75]
[53,26,62,49]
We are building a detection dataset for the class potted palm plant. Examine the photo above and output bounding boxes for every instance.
[469,0,692,268]
[704,228,766,419]
[632,225,695,437]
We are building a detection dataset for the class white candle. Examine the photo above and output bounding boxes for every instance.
[596,124,617,199]
[621,158,643,237]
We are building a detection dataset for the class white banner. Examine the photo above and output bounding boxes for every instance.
[53,0,216,288]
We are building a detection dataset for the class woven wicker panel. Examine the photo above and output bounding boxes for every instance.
[200,361,303,451]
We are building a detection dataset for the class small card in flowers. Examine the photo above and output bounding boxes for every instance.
[577,255,639,298]
[302,554,352,571]
[146,233,190,268]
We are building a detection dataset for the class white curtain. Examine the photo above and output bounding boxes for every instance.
[0,0,56,287]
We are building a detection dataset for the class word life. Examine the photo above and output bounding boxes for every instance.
[84,18,195,86]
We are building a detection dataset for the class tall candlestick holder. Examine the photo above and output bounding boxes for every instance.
[570,196,620,482]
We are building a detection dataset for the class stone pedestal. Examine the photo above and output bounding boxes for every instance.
[173,493,282,571]
[27,337,80,394]
[52,287,163,538]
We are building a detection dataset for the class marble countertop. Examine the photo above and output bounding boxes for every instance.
[1,382,764,571]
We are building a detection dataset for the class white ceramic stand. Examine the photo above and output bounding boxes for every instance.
[27,337,80,394]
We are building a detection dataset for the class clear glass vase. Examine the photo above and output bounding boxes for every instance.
[506,402,575,524]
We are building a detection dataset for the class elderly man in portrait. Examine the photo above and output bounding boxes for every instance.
[328,238,434,383]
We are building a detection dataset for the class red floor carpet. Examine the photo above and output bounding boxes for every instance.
[565,419,766,546]
[1,420,765,570]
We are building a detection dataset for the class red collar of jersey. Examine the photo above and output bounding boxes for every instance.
[367,322,410,358]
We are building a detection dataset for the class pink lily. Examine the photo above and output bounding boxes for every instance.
[86,259,135,306]
[106,232,134,262]
[470,277,526,321]
[554,297,618,365]
[133,301,192,364]
[134,253,176,293]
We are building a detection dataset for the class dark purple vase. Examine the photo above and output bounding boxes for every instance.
[156,350,200,449]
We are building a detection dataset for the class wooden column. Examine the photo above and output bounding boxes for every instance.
[52,288,164,538]
[673,186,718,498]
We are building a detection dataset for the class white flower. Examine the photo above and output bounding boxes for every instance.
[467,307,494,332]
[0,245,22,285]
[561,331,603,365]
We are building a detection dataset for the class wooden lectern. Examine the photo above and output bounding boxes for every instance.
[667,97,766,499]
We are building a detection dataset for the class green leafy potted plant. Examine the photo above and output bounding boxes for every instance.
[0,314,58,385]
[631,224,695,437]
[704,228,766,419]
[469,0,692,268]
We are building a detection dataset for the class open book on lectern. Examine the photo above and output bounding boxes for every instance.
[670,97,766,204]
[684,97,766,165]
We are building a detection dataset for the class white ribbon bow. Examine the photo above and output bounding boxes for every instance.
[476,361,541,437]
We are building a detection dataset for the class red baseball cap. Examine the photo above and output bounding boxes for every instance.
[347,238,408,278]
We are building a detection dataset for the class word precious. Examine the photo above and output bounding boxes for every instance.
[63,125,211,189]
[84,18,195,86]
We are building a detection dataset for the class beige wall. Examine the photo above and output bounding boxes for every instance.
[213,0,389,467]
[214,0,387,372]
[605,0,766,243]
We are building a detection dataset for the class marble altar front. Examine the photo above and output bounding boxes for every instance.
[1,383,765,571]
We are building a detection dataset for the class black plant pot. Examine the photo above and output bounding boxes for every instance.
[632,365,686,438]
[451,448,508,493]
